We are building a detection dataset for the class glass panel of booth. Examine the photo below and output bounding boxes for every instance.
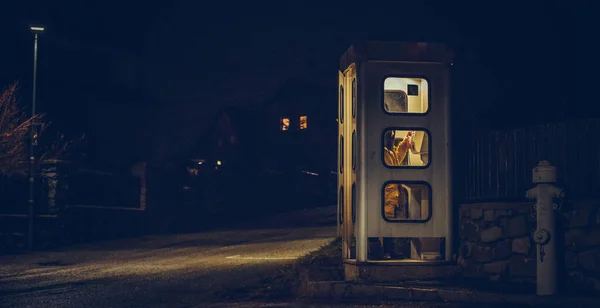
[383,129,429,167]
[383,182,431,221]
[352,130,356,170]
[339,135,344,173]
[339,85,344,123]
[351,183,356,223]
[383,77,429,114]
[339,186,344,223]
[352,78,357,118]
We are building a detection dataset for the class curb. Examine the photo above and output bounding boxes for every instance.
[301,281,600,307]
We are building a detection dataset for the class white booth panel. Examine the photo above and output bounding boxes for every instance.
[359,62,451,239]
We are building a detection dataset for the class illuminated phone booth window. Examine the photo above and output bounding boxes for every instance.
[351,183,356,223]
[382,182,431,222]
[339,135,344,174]
[382,129,430,168]
[352,78,357,118]
[352,130,357,170]
[339,85,344,124]
[339,186,344,224]
[383,77,429,114]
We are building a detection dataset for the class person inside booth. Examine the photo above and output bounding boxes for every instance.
[384,130,412,167]
[383,130,412,220]
[380,130,413,259]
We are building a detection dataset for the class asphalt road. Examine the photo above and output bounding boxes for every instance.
[204,302,487,307]
[0,206,340,308]
[203,301,520,307]
[0,206,549,308]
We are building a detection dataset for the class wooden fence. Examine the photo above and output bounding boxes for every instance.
[465,118,600,201]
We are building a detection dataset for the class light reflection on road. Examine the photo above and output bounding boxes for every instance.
[0,226,336,308]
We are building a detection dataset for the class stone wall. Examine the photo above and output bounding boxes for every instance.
[458,200,600,292]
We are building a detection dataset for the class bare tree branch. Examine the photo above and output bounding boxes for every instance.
[0,82,80,177]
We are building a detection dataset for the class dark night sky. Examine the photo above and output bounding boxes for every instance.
[0,0,578,162]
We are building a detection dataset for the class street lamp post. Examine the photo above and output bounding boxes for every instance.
[28,25,44,251]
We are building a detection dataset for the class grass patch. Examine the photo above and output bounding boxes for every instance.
[215,237,343,301]
[295,237,342,267]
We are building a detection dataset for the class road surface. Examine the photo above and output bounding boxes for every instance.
[0,206,340,308]
[0,206,549,307]
[204,302,484,307]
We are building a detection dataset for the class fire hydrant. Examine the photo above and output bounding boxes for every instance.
[525,160,565,296]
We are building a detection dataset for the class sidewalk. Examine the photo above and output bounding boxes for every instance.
[201,300,485,307]
[300,279,600,307]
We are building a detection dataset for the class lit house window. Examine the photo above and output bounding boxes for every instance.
[299,116,308,130]
[281,117,290,131]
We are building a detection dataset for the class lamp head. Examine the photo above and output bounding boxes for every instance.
[30,26,45,33]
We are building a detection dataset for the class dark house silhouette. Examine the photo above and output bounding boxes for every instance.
[185,78,338,212]
[194,78,337,175]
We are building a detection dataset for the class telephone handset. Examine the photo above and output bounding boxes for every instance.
[408,130,428,155]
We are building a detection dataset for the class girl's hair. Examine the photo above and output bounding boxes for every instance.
[385,131,395,150]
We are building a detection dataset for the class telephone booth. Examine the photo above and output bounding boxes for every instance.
[338,41,457,282]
